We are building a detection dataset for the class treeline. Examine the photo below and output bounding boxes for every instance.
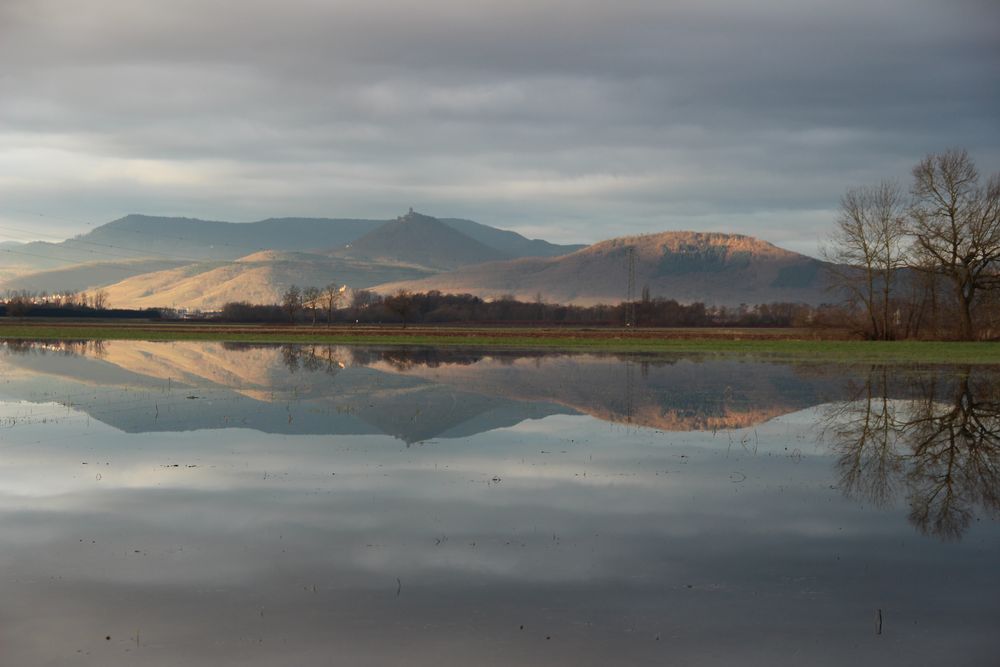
[1,289,161,319]
[825,148,1000,340]
[3,289,110,311]
[827,268,1000,341]
[1,283,835,328]
[218,288,830,328]
[0,303,163,319]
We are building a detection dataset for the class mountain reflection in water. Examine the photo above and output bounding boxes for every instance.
[1,339,840,436]
[2,339,998,542]
[1,340,999,665]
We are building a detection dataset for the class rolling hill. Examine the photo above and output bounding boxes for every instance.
[375,231,833,306]
[100,251,438,311]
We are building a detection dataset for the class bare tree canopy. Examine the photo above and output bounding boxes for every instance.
[824,180,908,340]
[825,149,1000,340]
[910,148,1000,340]
[323,283,345,327]
[303,286,321,325]
[384,289,416,328]
[281,285,302,323]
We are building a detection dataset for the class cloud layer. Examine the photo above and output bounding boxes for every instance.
[1,0,998,253]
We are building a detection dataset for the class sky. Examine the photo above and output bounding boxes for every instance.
[1,0,998,256]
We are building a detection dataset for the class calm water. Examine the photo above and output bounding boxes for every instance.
[0,341,997,666]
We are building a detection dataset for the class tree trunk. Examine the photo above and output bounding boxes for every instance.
[865,271,879,339]
[956,285,974,340]
[882,277,891,341]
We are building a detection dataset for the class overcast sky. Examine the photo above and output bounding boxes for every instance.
[1,0,997,255]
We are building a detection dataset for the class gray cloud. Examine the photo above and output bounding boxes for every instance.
[0,0,998,253]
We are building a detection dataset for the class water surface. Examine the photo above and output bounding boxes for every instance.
[1,341,997,665]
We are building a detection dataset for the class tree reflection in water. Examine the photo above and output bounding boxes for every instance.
[278,344,347,375]
[824,366,1000,540]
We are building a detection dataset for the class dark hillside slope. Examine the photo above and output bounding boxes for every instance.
[337,211,509,270]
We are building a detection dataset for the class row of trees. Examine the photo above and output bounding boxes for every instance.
[2,289,112,317]
[825,149,1000,340]
[3,289,109,310]
[277,284,349,325]
[220,288,830,328]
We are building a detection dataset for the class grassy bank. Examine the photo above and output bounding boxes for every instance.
[0,321,997,363]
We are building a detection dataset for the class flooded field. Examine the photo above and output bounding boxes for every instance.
[1,340,998,665]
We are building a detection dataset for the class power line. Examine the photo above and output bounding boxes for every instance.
[625,246,636,328]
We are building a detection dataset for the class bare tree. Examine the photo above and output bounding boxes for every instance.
[281,285,302,323]
[91,289,109,310]
[303,286,321,325]
[909,149,1000,340]
[384,289,415,328]
[823,180,908,339]
[351,289,378,311]
[322,283,345,327]
[5,291,31,318]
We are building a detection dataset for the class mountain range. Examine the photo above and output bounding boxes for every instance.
[0,211,833,309]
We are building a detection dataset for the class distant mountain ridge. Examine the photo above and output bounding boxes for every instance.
[438,218,585,258]
[0,212,581,299]
[335,211,509,270]
[82,215,381,260]
[2,213,580,273]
